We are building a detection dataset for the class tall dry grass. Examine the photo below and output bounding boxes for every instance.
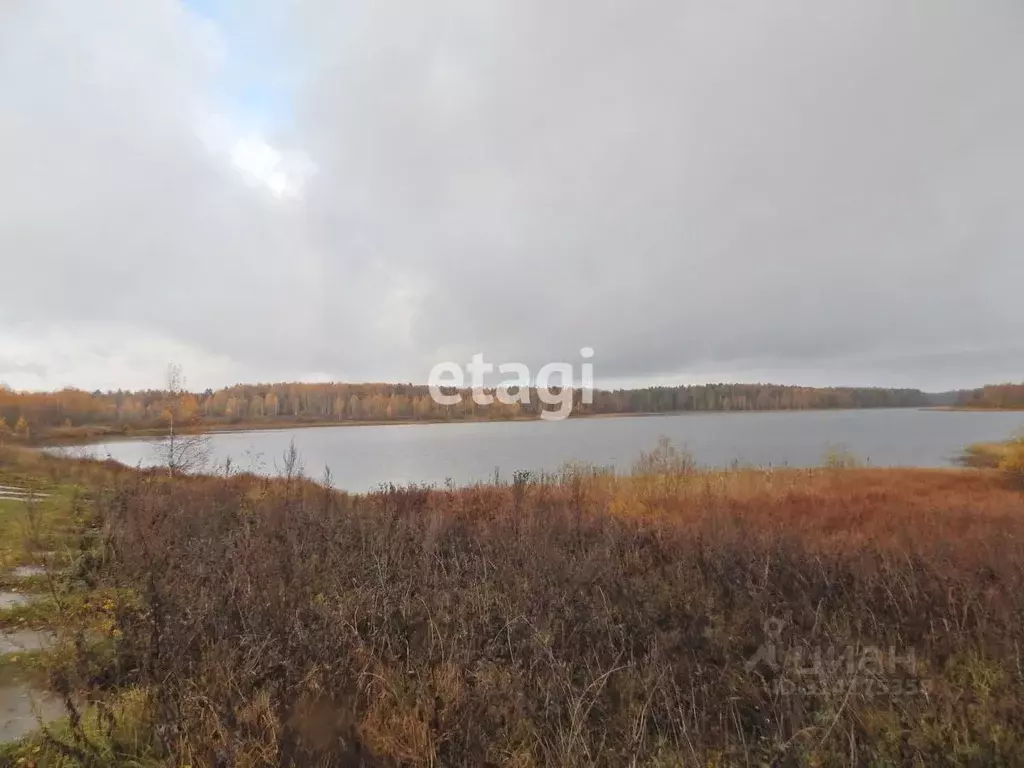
[27,451,1024,766]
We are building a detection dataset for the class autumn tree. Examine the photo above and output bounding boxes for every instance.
[0,377,942,436]
[153,364,210,476]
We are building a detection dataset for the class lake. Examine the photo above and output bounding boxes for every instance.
[69,409,1024,493]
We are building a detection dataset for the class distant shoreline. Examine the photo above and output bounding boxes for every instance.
[34,404,1021,448]
[923,406,1024,412]
[39,410,691,446]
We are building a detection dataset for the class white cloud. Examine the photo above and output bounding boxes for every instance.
[0,323,237,392]
[200,115,316,198]
[1,0,1022,392]
[231,136,295,197]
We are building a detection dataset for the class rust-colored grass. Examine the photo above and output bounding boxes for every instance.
[6,447,1024,766]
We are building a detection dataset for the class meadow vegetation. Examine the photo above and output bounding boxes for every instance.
[0,443,1023,765]
[960,435,1024,489]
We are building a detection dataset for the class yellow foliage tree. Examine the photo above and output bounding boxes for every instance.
[998,437,1024,489]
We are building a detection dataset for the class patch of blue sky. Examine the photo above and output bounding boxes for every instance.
[181,0,292,133]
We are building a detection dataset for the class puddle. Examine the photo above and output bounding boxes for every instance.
[0,682,65,743]
[0,630,56,655]
[9,566,47,580]
[0,593,39,610]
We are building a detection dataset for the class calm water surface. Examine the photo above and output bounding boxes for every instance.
[75,409,1024,493]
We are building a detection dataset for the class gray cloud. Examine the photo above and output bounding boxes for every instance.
[2,0,1022,391]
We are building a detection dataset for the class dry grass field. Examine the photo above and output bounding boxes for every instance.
[1,444,1023,766]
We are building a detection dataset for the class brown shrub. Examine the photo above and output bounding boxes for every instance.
[42,460,1024,765]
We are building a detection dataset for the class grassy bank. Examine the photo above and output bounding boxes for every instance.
[959,436,1024,488]
[1,446,1024,765]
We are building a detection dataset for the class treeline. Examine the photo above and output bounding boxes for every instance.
[0,381,933,439]
[955,383,1024,410]
[592,382,929,414]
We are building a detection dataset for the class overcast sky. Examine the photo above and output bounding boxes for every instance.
[1,0,1022,393]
